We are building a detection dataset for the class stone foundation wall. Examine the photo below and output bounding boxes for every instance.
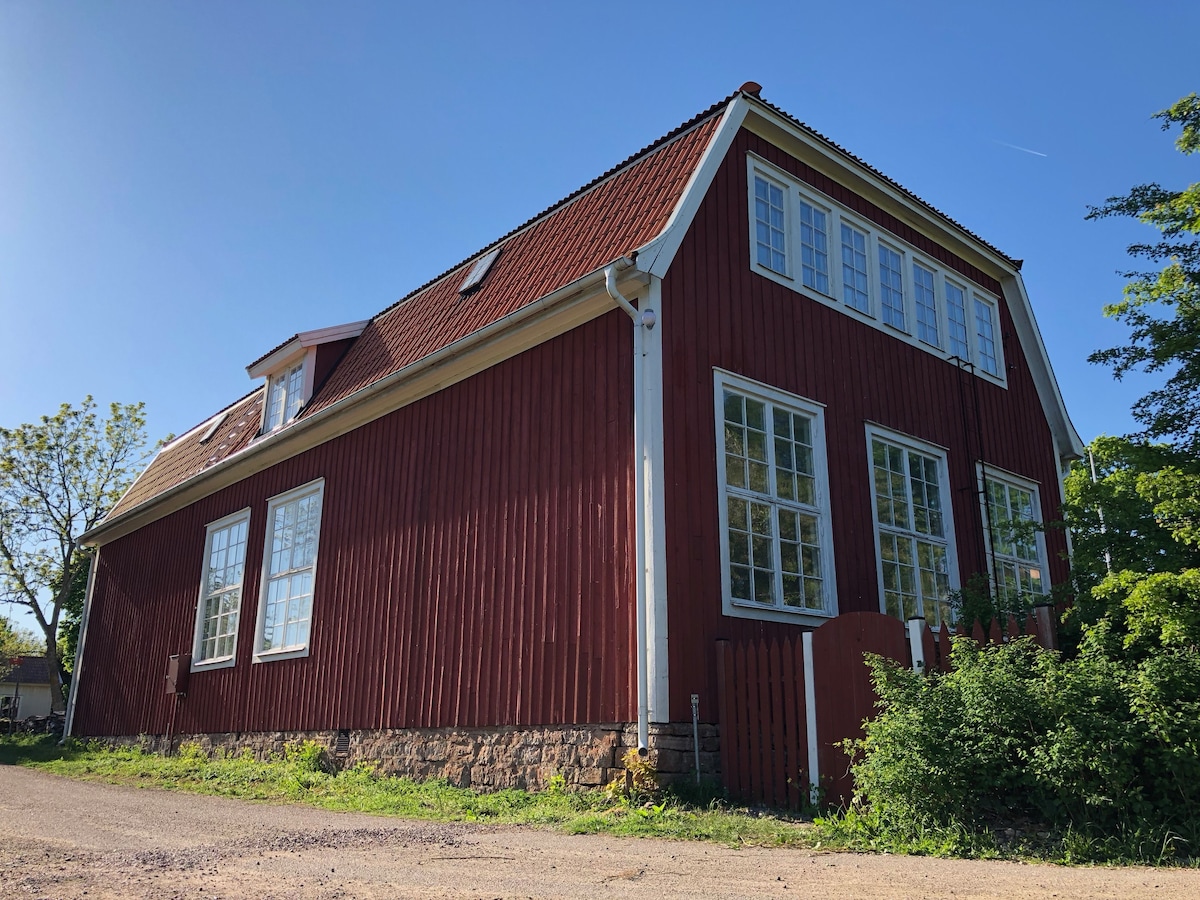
[103,721,720,792]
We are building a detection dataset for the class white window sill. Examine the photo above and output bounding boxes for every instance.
[724,600,836,628]
[190,656,237,673]
[253,646,311,664]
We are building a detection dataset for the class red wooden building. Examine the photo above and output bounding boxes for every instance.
[68,84,1082,793]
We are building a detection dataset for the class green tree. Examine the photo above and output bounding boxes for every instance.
[1062,436,1200,591]
[0,398,150,710]
[0,615,42,682]
[1087,94,1200,454]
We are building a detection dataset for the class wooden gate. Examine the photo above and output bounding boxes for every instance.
[715,612,909,809]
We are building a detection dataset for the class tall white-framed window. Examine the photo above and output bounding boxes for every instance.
[867,427,958,628]
[913,262,939,347]
[979,466,1046,610]
[263,361,306,433]
[878,242,906,330]
[974,296,1000,376]
[840,222,871,313]
[254,478,325,662]
[753,173,789,275]
[715,370,837,624]
[945,279,971,360]
[798,199,830,294]
[191,508,252,670]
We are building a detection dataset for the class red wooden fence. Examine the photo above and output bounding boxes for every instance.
[714,612,909,809]
[714,606,1060,810]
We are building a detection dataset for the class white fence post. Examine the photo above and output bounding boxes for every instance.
[907,617,926,673]
[802,630,819,805]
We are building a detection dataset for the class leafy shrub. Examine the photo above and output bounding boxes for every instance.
[835,637,1200,862]
[605,747,658,801]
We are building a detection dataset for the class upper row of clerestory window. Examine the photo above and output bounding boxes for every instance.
[750,159,1002,380]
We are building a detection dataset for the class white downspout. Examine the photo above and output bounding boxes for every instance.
[62,546,100,741]
[605,256,654,755]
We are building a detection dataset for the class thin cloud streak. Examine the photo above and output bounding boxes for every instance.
[992,139,1049,158]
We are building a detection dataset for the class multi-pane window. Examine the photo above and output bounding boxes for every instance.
[798,200,829,294]
[983,473,1044,608]
[974,298,999,375]
[913,263,938,346]
[256,480,324,658]
[193,510,250,666]
[870,435,954,627]
[746,157,1006,383]
[754,175,788,275]
[718,374,833,619]
[945,280,971,360]
[840,224,870,313]
[878,244,905,329]
[264,362,306,432]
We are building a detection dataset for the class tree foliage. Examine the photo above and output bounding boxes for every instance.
[0,398,150,709]
[1087,94,1200,454]
[1,615,43,682]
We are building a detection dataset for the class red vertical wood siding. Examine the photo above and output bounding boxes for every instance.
[663,128,1071,723]
[74,312,636,737]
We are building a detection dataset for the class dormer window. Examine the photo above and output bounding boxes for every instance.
[264,361,306,431]
[247,319,370,437]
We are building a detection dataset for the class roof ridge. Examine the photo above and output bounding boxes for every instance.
[367,93,736,324]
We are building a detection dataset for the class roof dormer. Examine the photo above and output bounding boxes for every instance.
[247,320,368,435]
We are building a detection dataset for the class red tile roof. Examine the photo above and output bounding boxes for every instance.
[110,390,264,517]
[105,101,728,521]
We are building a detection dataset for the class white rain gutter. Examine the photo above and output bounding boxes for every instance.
[604,254,657,755]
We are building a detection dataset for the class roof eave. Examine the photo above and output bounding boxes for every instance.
[79,263,652,548]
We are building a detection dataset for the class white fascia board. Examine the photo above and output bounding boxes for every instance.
[297,320,370,347]
[1000,272,1085,461]
[246,320,369,379]
[637,97,751,278]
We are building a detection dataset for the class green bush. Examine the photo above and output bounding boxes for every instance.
[834,637,1200,862]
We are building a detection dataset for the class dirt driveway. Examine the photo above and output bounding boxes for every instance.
[2,766,1196,899]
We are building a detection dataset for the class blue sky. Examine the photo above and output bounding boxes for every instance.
[1,0,1196,452]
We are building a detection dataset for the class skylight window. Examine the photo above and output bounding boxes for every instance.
[198,412,230,445]
[459,247,502,295]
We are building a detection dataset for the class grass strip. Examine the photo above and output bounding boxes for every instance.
[0,735,816,848]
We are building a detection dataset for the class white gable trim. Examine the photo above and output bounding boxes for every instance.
[247,320,369,379]
[1000,273,1084,460]
[639,91,1083,465]
[637,96,750,278]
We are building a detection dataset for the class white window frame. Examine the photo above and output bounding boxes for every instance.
[750,168,791,278]
[865,426,959,628]
[745,152,1007,387]
[973,294,1001,377]
[944,276,971,360]
[913,261,940,349]
[190,507,252,672]
[797,195,832,296]
[262,360,308,433]
[714,369,838,625]
[839,217,873,315]
[253,478,326,663]
[977,465,1049,610]
[877,239,908,332]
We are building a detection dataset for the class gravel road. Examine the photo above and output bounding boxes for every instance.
[2,765,1197,899]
